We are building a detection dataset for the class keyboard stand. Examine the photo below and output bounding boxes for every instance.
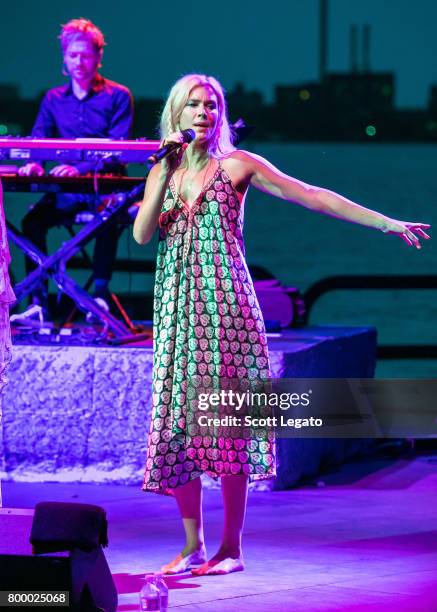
[7,183,145,338]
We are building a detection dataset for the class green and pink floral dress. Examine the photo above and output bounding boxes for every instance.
[143,161,276,494]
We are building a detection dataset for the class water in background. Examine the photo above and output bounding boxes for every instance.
[242,142,437,378]
[5,142,437,377]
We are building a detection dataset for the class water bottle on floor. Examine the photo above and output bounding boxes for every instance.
[153,574,168,612]
[139,574,169,612]
[139,576,160,611]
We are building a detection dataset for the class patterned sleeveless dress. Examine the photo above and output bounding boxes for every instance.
[142,160,276,494]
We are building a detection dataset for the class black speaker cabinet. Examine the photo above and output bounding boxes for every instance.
[0,504,117,611]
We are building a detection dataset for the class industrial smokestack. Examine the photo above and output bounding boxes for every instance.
[362,24,371,72]
[350,24,358,73]
[319,0,328,82]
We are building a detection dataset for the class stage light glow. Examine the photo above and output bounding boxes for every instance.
[299,89,310,101]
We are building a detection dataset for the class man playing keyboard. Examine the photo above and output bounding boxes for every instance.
[19,17,134,318]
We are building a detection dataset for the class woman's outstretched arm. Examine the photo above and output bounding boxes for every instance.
[230,151,430,249]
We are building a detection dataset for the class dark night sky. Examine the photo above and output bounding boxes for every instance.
[1,0,436,108]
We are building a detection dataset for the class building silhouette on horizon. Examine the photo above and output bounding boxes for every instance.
[1,2,437,143]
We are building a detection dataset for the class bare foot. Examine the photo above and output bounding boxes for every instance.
[161,546,207,575]
[191,550,244,576]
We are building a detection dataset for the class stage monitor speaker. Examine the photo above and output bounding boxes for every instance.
[30,501,109,554]
[0,503,117,612]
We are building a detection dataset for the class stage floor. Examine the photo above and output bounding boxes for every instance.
[2,451,437,611]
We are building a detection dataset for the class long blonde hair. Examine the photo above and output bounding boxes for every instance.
[160,74,236,158]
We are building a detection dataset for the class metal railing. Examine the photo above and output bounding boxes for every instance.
[303,274,437,359]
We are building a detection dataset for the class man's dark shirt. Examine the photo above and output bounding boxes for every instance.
[31,75,134,174]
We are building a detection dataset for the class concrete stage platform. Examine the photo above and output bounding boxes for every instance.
[1,452,436,611]
[2,326,377,488]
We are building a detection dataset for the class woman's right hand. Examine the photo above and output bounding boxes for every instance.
[134,134,188,245]
[159,132,189,178]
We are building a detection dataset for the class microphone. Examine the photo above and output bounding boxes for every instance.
[147,129,196,165]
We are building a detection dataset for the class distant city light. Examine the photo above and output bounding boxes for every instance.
[365,125,377,137]
[0,124,8,135]
[299,89,310,101]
